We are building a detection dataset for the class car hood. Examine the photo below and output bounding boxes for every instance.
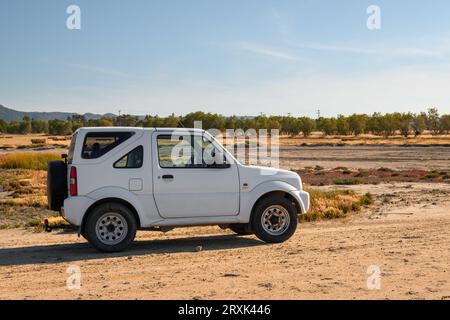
[238,165,302,191]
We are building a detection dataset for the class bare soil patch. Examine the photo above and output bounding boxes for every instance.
[280,145,450,171]
[297,167,450,186]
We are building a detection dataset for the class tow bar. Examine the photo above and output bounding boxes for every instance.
[43,218,77,232]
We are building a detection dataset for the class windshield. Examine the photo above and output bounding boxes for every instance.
[204,132,239,165]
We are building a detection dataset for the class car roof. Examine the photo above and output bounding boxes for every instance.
[75,127,205,133]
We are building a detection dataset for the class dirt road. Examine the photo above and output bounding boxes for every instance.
[0,182,449,300]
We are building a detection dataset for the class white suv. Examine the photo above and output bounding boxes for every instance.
[47,127,309,252]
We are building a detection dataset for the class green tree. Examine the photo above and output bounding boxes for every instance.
[48,119,72,135]
[427,108,440,135]
[379,114,397,137]
[0,119,7,133]
[440,114,450,134]
[297,117,315,137]
[317,117,337,136]
[115,114,138,127]
[6,121,20,134]
[411,112,427,136]
[281,116,300,136]
[348,114,367,136]
[366,112,383,136]
[163,113,182,127]
[395,112,413,138]
[68,114,87,126]
[97,118,114,127]
[336,115,350,135]
[31,119,48,133]
[19,118,32,134]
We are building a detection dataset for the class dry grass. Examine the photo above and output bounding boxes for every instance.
[278,132,450,146]
[301,188,373,221]
[0,169,56,229]
[0,152,61,170]
[0,134,70,149]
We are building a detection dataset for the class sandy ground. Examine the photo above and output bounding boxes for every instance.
[0,182,449,300]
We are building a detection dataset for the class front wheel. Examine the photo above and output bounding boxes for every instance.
[84,203,137,252]
[251,196,298,243]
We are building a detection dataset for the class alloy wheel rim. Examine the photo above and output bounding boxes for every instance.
[95,212,128,245]
[261,205,290,236]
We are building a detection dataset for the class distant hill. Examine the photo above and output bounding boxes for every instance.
[0,105,117,122]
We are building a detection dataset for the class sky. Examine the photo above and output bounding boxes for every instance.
[1,0,450,117]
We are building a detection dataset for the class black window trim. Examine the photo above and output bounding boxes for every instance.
[113,145,144,169]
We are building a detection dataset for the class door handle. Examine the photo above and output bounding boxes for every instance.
[162,174,174,180]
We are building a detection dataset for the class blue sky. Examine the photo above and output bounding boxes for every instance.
[1,0,450,117]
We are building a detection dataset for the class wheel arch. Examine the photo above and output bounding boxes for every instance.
[80,197,141,234]
[250,190,302,219]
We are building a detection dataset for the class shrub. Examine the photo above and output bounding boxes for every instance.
[31,139,46,144]
[377,167,394,173]
[300,189,373,222]
[355,170,369,177]
[425,170,441,179]
[323,208,344,219]
[359,193,374,206]
[333,178,360,185]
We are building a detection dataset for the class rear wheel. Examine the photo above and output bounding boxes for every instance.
[228,223,253,235]
[251,195,297,243]
[84,203,137,252]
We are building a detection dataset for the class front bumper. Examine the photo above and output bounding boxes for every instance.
[289,189,310,213]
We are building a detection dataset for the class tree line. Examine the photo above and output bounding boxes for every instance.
[0,108,449,137]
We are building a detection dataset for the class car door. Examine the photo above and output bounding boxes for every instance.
[152,130,240,218]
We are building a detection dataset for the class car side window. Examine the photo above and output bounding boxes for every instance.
[157,134,225,168]
[157,135,196,168]
[67,132,78,164]
[82,132,134,159]
[114,146,143,168]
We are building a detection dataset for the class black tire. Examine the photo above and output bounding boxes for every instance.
[251,195,298,243]
[80,228,87,240]
[84,203,137,253]
[47,160,68,211]
[228,223,253,235]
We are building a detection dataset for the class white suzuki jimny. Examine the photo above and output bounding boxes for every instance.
[47,127,309,252]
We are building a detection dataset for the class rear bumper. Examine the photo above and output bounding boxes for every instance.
[289,190,310,213]
[62,196,95,226]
